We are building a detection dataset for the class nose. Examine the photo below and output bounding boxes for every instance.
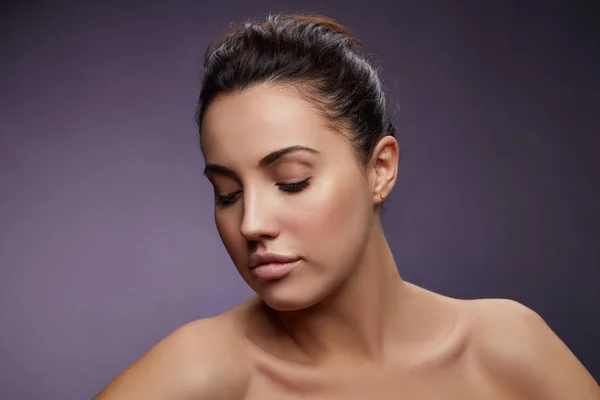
[239,190,279,242]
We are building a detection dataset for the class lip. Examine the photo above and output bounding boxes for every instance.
[251,259,301,280]
[249,253,301,281]
[249,252,300,269]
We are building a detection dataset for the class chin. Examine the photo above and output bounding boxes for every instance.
[255,279,329,312]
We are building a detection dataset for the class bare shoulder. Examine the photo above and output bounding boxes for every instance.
[93,314,251,400]
[466,298,599,399]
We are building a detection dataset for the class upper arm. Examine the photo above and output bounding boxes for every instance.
[474,299,599,399]
[93,319,250,400]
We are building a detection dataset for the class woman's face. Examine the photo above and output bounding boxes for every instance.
[201,84,376,311]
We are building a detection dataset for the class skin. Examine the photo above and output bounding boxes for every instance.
[94,83,600,399]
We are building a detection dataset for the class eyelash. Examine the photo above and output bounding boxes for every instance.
[278,178,311,193]
[215,178,312,207]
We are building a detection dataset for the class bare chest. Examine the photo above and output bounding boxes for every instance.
[242,357,515,400]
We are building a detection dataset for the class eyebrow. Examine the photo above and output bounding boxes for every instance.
[203,145,319,176]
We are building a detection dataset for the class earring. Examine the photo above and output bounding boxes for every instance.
[380,193,385,200]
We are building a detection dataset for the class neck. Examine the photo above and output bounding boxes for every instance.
[274,221,404,365]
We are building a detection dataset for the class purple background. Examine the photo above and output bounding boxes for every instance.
[1,1,598,399]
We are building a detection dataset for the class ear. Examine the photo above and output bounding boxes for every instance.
[369,136,399,205]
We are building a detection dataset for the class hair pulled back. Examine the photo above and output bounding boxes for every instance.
[196,13,396,164]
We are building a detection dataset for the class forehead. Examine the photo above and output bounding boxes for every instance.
[200,84,348,164]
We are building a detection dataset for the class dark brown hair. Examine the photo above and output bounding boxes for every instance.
[196,13,396,164]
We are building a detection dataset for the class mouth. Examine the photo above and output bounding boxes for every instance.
[251,259,301,281]
[249,253,301,281]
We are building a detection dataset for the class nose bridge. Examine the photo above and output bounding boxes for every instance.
[240,186,277,240]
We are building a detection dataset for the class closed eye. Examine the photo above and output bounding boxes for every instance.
[278,177,311,193]
[215,178,311,207]
[215,191,241,206]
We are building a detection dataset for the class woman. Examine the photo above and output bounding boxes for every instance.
[95,13,599,399]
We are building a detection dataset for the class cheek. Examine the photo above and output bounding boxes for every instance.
[215,213,245,263]
[289,174,371,263]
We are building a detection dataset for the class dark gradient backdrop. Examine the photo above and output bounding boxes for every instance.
[1,1,598,399]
